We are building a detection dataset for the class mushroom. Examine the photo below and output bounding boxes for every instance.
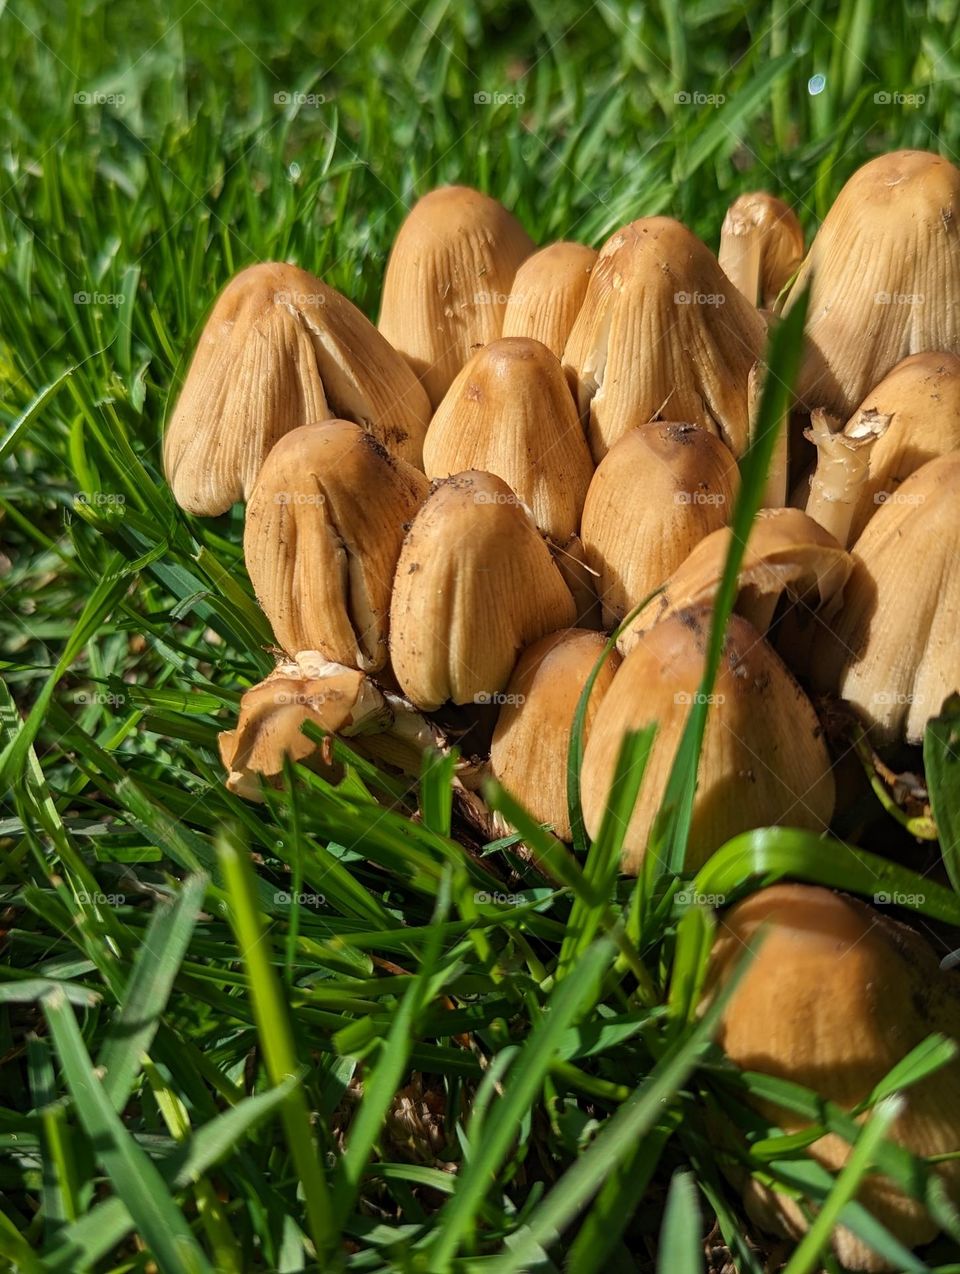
[782,149,960,419]
[705,883,960,1271]
[378,186,534,409]
[580,422,739,630]
[164,262,432,515]
[389,471,576,710]
[562,217,767,461]
[813,452,960,744]
[423,337,594,544]
[581,607,835,872]
[718,192,804,310]
[802,407,891,548]
[617,507,853,656]
[501,241,598,356]
[243,420,429,671]
[490,628,621,841]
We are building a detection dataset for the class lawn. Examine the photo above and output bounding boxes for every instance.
[3,0,960,1270]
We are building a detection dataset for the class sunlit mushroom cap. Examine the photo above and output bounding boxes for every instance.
[501,241,597,356]
[719,192,804,309]
[243,420,429,671]
[705,883,960,1270]
[783,150,960,418]
[490,628,620,841]
[389,471,576,710]
[582,607,835,873]
[562,217,767,460]
[378,186,534,409]
[423,337,594,543]
[164,262,431,515]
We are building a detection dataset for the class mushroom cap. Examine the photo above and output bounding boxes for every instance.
[243,420,429,671]
[581,607,835,872]
[813,452,960,743]
[164,262,431,515]
[618,507,852,655]
[706,883,960,1269]
[562,217,767,461]
[501,241,598,356]
[718,191,804,308]
[423,337,594,542]
[490,628,621,841]
[783,150,960,418]
[389,470,577,710]
[378,186,534,409]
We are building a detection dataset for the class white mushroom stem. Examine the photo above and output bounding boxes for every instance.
[719,215,763,307]
[804,408,891,548]
[748,361,789,509]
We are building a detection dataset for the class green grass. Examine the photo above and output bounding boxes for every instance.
[4,0,960,1269]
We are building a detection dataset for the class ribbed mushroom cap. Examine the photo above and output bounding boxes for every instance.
[562,217,767,461]
[582,607,835,873]
[813,452,960,744]
[423,337,594,542]
[164,262,431,515]
[490,629,621,841]
[783,150,960,418]
[580,422,739,629]
[706,883,960,1270]
[501,242,598,356]
[378,186,534,409]
[389,470,577,710]
[618,507,852,655]
[718,192,804,309]
[243,420,429,671]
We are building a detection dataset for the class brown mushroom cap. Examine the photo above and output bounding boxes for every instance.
[243,420,429,671]
[582,607,835,873]
[783,150,960,418]
[423,337,594,543]
[706,883,960,1270]
[164,262,431,515]
[562,217,767,461]
[389,470,576,710]
[580,422,739,629]
[813,452,960,743]
[718,192,804,309]
[378,186,534,409]
[490,628,621,841]
[501,241,598,356]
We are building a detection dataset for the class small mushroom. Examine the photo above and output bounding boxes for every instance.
[243,420,429,671]
[501,241,598,356]
[705,883,960,1271]
[718,192,804,309]
[581,606,835,872]
[378,186,534,409]
[580,422,739,629]
[490,628,621,841]
[803,407,891,548]
[562,217,767,461]
[423,337,594,543]
[164,262,431,515]
[813,452,960,744]
[783,150,960,418]
[389,471,576,710]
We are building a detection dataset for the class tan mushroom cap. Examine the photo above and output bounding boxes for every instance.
[490,629,621,842]
[706,883,960,1271]
[389,470,576,710]
[718,192,804,309]
[243,420,429,671]
[813,452,960,744]
[562,217,767,461]
[618,507,852,656]
[378,185,534,409]
[783,150,960,418]
[501,241,598,356]
[423,337,594,543]
[163,262,431,515]
[581,607,835,873]
[580,422,739,630]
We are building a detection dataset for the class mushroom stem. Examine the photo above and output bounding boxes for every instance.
[804,408,891,548]
[748,361,789,509]
[719,223,763,307]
